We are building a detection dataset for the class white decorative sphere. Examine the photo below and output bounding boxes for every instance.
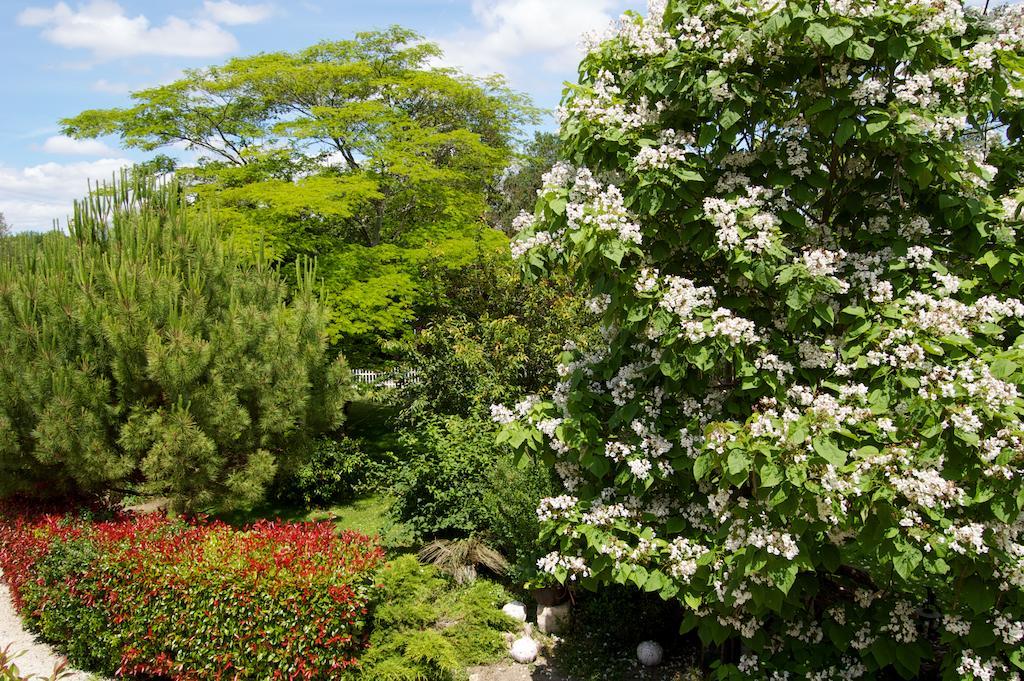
[510,636,539,663]
[502,600,528,622]
[637,640,664,667]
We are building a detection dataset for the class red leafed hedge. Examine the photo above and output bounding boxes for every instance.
[0,501,384,680]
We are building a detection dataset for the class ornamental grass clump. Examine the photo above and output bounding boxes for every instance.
[497,0,1024,678]
[0,502,384,680]
[0,171,350,512]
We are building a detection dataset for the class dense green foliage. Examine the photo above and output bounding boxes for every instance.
[357,555,519,680]
[488,131,561,234]
[395,251,599,421]
[0,506,384,680]
[61,27,537,353]
[271,435,397,507]
[383,242,595,571]
[500,0,1024,678]
[0,174,349,511]
[388,416,552,570]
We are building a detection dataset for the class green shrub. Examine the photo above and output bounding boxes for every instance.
[271,436,396,507]
[392,416,549,566]
[0,172,351,512]
[396,252,599,422]
[357,555,518,680]
[23,537,115,670]
[481,456,555,571]
[392,417,498,539]
[499,0,1024,678]
[0,505,384,680]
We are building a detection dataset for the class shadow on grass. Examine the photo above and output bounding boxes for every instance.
[214,493,394,538]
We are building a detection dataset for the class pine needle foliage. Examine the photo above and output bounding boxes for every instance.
[357,556,519,681]
[0,171,351,512]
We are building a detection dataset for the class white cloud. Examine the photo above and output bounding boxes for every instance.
[91,78,132,94]
[0,158,133,233]
[18,0,239,60]
[41,135,117,156]
[202,0,273,25]
[437,0,641,75]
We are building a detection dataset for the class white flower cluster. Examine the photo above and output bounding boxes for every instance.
[891,467,965,510]
[903,291,1024,338]
[558,70,664,132]
[948,522,989,555]
[703,181,783,254]
[510,229,556,259]
[565,175,644,246]
[536,495,578,522]
[489,397,539,424]
[994,612,1024,645]
[537,551,592,581]
[881,600,918,644]
[801,248,846,278]
[581,501,635,526]
[725,517,800,561]
[666,537,709,579]
[956,650,1018,681]
[632,129,694,171]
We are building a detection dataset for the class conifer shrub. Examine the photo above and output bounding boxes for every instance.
[356,555,519,680]
[0,502,384,680]
[0,172,350,511]
[498,0,1024,678]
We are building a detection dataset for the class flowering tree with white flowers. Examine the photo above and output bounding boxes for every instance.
[496,0,1024,678]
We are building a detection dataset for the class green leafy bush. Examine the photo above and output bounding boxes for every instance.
[392,416,550,567]
[0,504,383,680]
[393,417,498,538]
[397,252,598,422]
[0,172,350,512]
[499,0,1024,678]
[481,457,556,571]
[272,436,396,507]
[357,555,519,680]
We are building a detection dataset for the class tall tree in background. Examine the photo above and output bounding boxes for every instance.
[62,26,539,357]
[488,131,561,235]
[0,213,10,238]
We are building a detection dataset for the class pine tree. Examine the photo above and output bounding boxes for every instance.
[0,172,351,511]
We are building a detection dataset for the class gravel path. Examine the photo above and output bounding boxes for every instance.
[0,578,98,680]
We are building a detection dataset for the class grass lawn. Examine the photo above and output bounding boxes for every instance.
[217,400,404,537]
[217,493,395,538]
[345,398,402,453]
[305,494,394,537]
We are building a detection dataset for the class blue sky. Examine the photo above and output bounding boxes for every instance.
[0,0,643,232]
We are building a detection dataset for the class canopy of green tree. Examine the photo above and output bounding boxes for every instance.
[0,173,349,512]
[61,27,539,357]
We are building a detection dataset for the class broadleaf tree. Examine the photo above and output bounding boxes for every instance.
[62,26,538,354]
[498,0,1024,678]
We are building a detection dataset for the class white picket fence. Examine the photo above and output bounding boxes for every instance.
[351,368,420,389]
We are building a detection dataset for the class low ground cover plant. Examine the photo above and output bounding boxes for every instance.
[0,501,384,680]
[356,555,520,680]
[499,0,1024,678]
